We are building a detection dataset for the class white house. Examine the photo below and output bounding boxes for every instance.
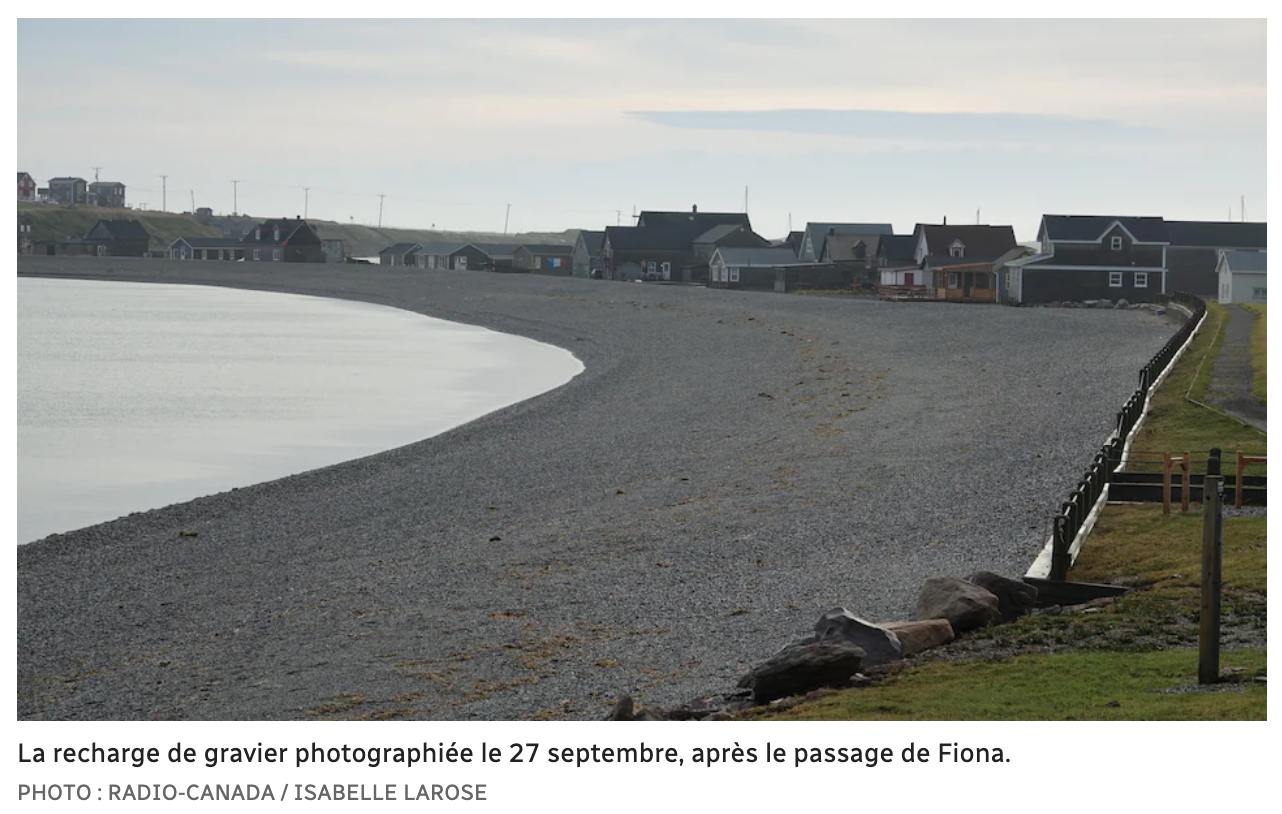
[1216,250,1267,304]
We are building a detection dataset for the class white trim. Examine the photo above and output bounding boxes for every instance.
[1108,271,1123,287]
[1018,263,1166,272]
[1134,271,1148,288]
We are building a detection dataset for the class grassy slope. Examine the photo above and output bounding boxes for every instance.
[19,203,225,248]
[1240,304,1266,405]
[1127,302,1266,472]
[749,299,1266,721]
[19,204,579,258]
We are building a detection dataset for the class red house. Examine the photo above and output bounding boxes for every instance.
[240,217,325,263]
[17,171,37,202]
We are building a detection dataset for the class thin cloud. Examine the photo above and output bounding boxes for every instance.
[626,109,1165,147]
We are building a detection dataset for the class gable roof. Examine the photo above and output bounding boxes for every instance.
[635,210,752,241]
[877,234,917,263]
[605,225,689,252]
[48,176,86,184]
[821,233,882,262]
[516,243,573,255]
[244,218,319,246]
[92,219,149,240]
[18,171,34,182]
[171,236,244,249]
[917,224,1018,258]
[576,230,605,256]
[1167,221,1267,249]
[381,242,424,255]
[802,223,894,259]
[415,242,469,256]
[693,223,745,244]
[1040,215,1168,244]
[1218,250,1267,274]
[712,247,802,267]
[472,242,519,257]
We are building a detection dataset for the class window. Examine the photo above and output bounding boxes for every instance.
[854,242,867,261]
[730,267,740,282]
[647,261,656,273]
[253,249,260,260]
[273,229,280,241]
[949,240,965,258]
[1108,271,1123,287]
[1111,236,1123,251]
[1134,272,1148,288]
[273,249,281,261]
[1253,287,1266,300]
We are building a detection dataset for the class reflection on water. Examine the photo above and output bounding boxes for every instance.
[16,278,582,544]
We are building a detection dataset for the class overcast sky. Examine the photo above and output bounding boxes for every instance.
[16,17,1266,239]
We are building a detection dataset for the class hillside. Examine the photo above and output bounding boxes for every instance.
[18,204,225,247]
[18,204,580,257]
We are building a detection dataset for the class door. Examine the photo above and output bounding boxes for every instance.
[904,271,914,286]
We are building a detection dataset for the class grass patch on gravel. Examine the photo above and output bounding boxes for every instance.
[1241,304,1266,406]
[745,648,1266,720]
[1128,302,1265,471]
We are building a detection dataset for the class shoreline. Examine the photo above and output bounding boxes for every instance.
[17,257,1181,720]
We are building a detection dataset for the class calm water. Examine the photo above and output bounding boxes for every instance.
[16,278,583,544]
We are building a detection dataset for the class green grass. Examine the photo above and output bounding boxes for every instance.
[747,649,1266,721]
[19,203,224,248]
[1240,304,1266,406]
[1129,302,1266,471]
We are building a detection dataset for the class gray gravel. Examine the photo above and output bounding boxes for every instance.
[16,256,1181,720]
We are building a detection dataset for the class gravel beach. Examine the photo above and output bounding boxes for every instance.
[17,257,1181,720]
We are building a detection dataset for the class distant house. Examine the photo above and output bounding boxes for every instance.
[1216,250,1266,304]
[513,243,574,274]
[47,177,88,205]
[1005,215,1169,304]
[1166,221,1267,297]
[379,242,423,267]
[84,219,151,257]
[877,234,924,288]
[195,207,214,222]
[242,217,325,263]
[88,181,126,208]
[170,236,245,261]
[473,242,519,271]
[416,242,491,271]
[708,246,801,290]
[602,226,690,282]
[912,223,1018,265]
[797,223,894,263]
[689,224,770,283]
[320,236,347,264]
[17,172,37,202]
[572,230,605,278]
[18,214,34,254]
[821,233,885,290]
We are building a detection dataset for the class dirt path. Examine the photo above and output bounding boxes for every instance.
[1207,305,1267,432]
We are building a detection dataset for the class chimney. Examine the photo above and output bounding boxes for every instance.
[828,227,835,236]
[692,204,698,213]
[943,216,948,225]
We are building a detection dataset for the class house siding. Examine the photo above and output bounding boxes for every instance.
[1022,268,1162,304]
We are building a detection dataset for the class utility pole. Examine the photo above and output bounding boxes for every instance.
[304,187,310,219]
[977,208,981,224]
[232,180,239,216]
[1241,195,1246,222]
[631,204,637,224]
[160,175,167,212]
[378,194,385,228]
[190,190,195,213]
[744,185,748,214]
[616,210,622,226]
[504,203,511,235]
[91,166,102,182]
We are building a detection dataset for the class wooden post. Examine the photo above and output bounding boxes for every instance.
[1181,452,1191,513]
[1162,453,1172,515]
[1199,448,1223,685]
[1235,452,1267,509]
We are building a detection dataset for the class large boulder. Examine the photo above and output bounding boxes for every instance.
[737,641,865,704]
[967,571,1038,622]
[915,576,1001,632]
[813,607,903,667]
[881,619,955,657]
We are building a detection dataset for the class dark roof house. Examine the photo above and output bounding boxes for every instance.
[799,222,894,262]
[84,219,150,257]
[242,217,325,262]
[913,224,1019,263]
